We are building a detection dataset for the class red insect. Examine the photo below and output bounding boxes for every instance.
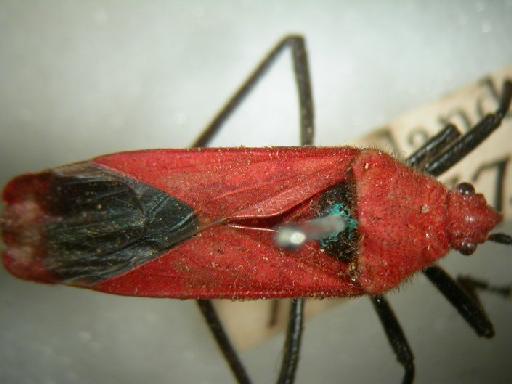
[1,147,502,298]
[1,36,511,384]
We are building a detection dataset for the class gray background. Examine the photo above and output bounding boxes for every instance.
[1,1,512,383]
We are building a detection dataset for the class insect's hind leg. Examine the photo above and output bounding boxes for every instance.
[277,299,305,384]
[371,295,415,384]
[191,35,315,384]
[197,300,251,384]
[192,35,315,148]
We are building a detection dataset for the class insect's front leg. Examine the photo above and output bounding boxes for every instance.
[422,80,512,176]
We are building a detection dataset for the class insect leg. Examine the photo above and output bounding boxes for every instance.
[405,124,461,168]
[277,299,305,384]
[370,295,415,384]
[267,299,281,327]
[197,300,251,384]
[423,80,512,176]
[192,34,315,148]
[423,265,494,337]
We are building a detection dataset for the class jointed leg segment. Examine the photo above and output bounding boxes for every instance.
[423,80,512,176]
[423,266,494,338]
[371,296,415,384]
[192,35,315,148]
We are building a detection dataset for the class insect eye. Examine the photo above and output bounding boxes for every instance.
[456,182,475,196]
[459,241,477,255]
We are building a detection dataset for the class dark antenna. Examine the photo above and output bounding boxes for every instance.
[488,233,512,245]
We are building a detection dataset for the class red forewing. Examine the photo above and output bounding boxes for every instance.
[95,147,360,222]
[94,147,363,299]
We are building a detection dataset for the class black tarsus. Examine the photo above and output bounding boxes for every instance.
[192,35,313,384]
[423,80,512,176]
[197,300,251,384]
[371,295,415,384]
[423,266,494,338]
[268,299,281,327]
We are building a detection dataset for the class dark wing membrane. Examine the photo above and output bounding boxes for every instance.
[2,162,199,284]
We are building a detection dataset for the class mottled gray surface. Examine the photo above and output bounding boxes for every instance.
[1,1,512,383]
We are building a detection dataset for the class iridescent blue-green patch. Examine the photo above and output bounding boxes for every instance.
[318,179,360,262]
[319,202,358,248]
